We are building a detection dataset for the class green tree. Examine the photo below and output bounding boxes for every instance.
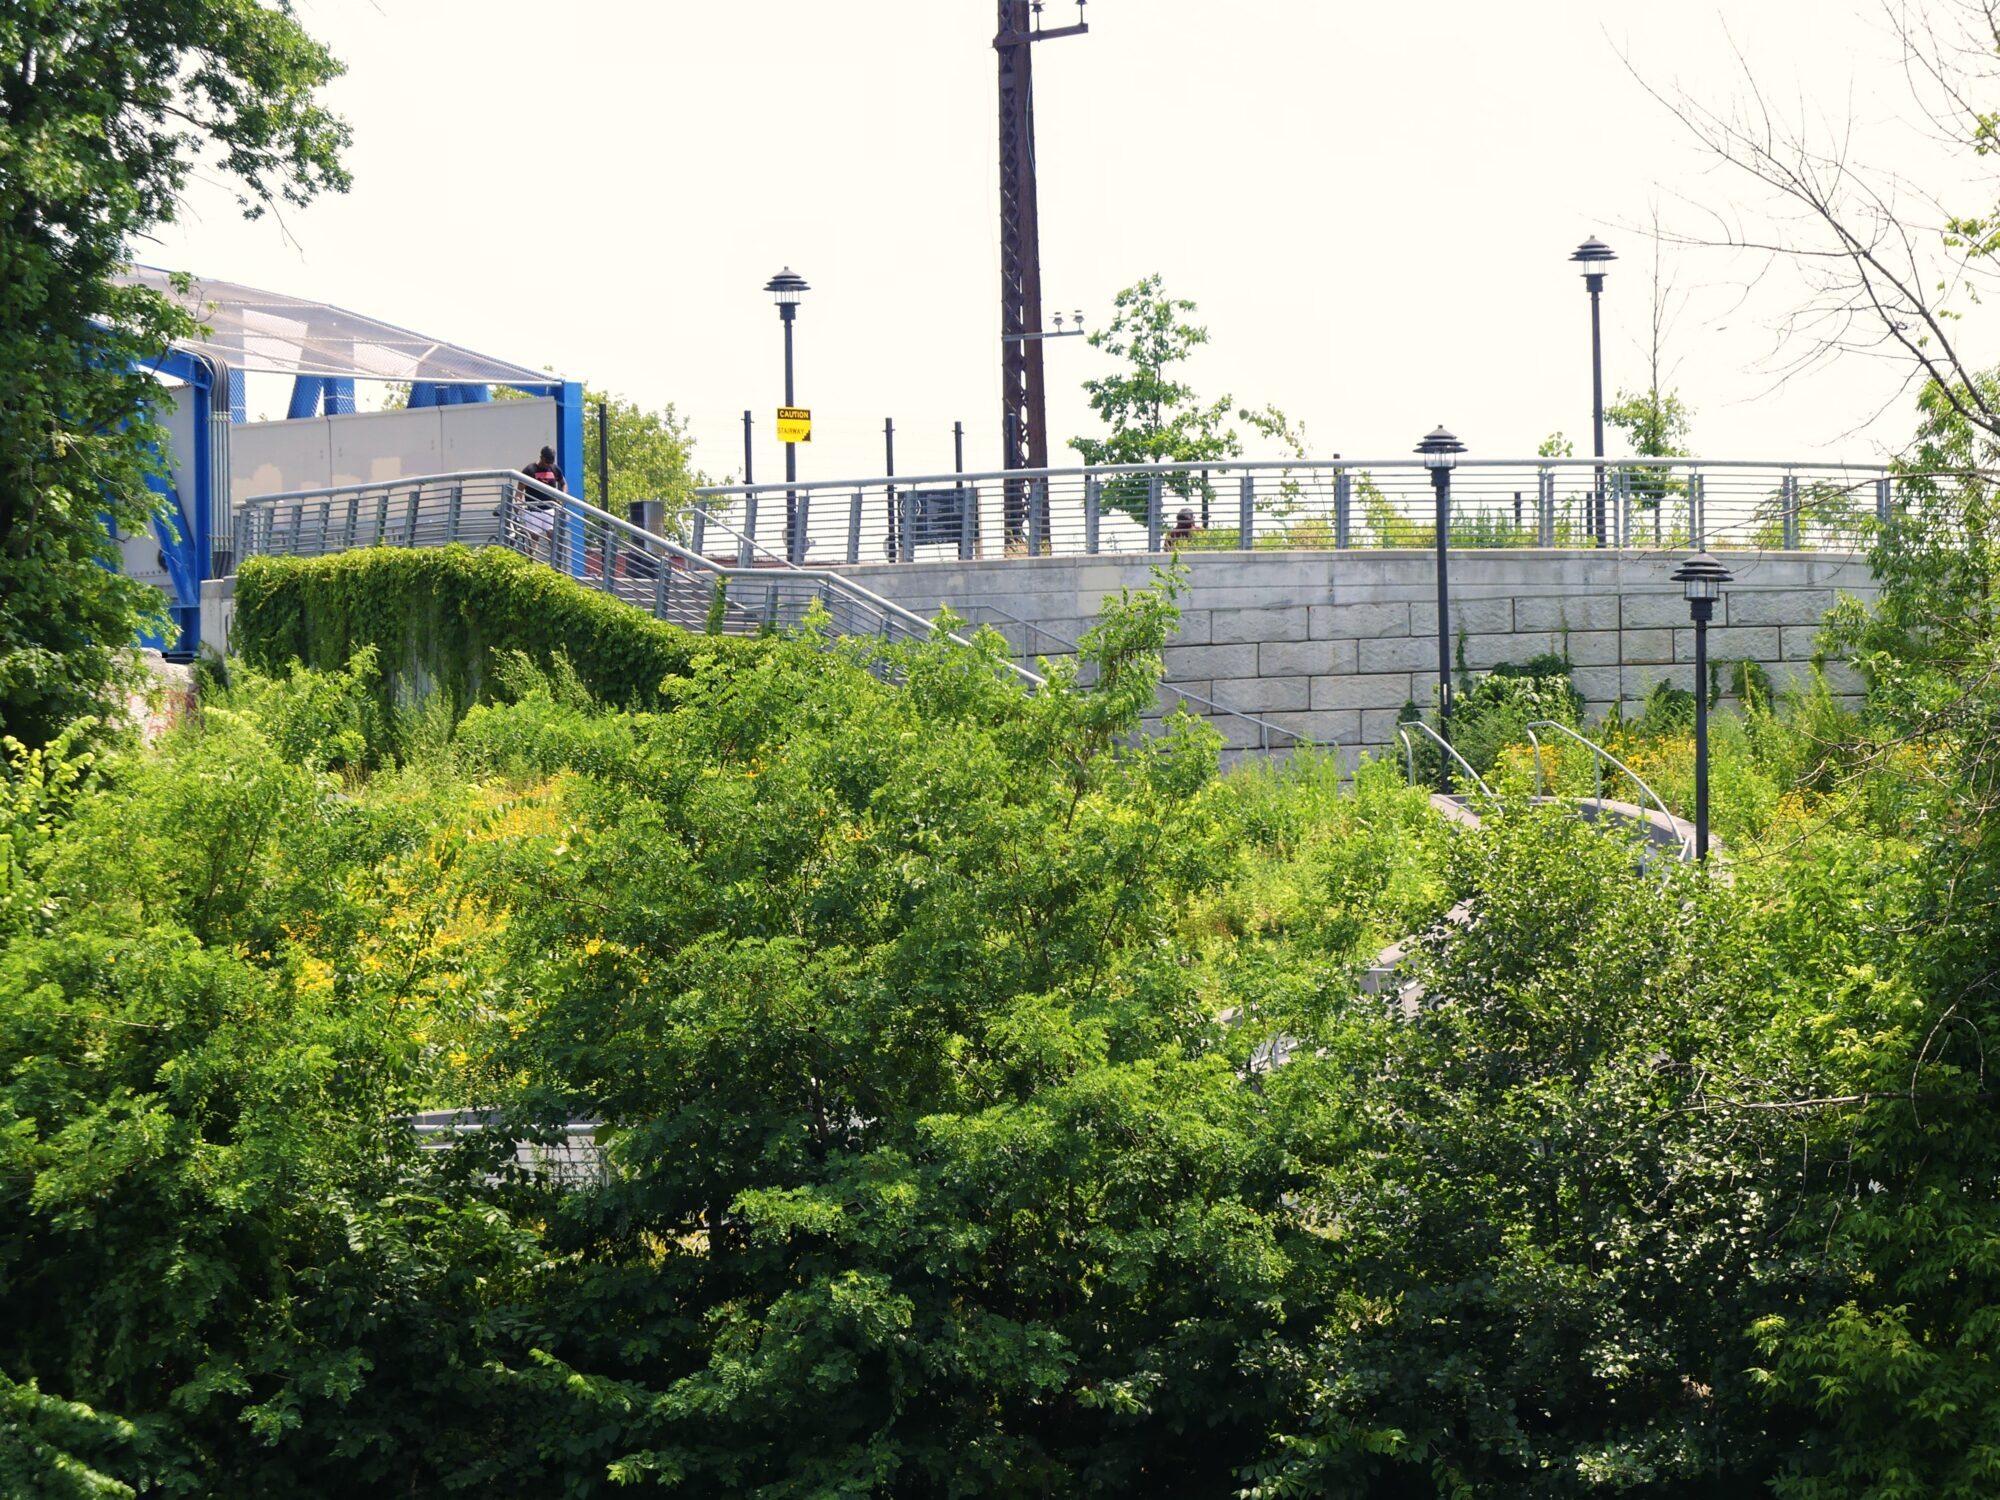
[433,582,1341,1495]
[1248,805,1808,1496]
[1069,274,1299,525]
[1605,387,1693,460]
[0,660,536,1496]
[0,0,351,746]
[1739,376,2000,1496]
[580,389,708,526]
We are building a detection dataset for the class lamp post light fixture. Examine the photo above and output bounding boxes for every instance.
[1570,236,1616,547]
[1671,551,1733,862]
[1000,308,1086,344]
[764,266,810,561]
[1417,424,1467,792]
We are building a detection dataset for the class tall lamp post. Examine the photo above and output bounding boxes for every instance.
[1418,425,1467,792]
[1570,236,1615,547]
[764,266,810,561]
[1671,552,1733,862]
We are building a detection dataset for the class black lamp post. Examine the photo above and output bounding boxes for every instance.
[764,266,810,561]
[1671,552,1733,862]
[1417,424,1467,792]
[1570,236,1616,547]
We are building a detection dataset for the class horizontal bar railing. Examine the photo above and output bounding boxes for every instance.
[688,457,1982,566]
[236,470,1042,689]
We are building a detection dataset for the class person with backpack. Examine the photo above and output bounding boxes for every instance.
[518,445,565,559]
[524,445,565,494]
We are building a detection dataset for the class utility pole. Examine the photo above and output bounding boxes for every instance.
[996,0,1086,539]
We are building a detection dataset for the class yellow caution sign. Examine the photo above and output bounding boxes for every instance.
[777,407,812,444]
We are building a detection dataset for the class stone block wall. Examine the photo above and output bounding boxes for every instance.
[839,549,1877,764]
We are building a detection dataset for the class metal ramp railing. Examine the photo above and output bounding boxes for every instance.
[1523,719,1693,861]
[1396,719,1497,801]
[237,470,1042,688]
[1393,716,1696,862]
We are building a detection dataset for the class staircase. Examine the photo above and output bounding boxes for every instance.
[237,470,1039,686]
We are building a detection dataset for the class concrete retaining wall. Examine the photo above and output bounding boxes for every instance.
[840,549,1876,762]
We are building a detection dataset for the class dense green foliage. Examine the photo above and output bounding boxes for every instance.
[0,0,348,745]
[233,545,753,727]
[13,379,2000,1495]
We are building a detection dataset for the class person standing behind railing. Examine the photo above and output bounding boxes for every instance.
[1167,507,1201,547]
[519,446,566,561]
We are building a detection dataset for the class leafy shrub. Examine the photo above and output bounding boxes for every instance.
[233,545,754,728]
[1447,652,1583,776]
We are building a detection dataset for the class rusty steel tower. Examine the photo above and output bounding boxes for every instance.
[996,0,1086,500]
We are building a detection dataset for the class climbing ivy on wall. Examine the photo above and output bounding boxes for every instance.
[233,545,752,719]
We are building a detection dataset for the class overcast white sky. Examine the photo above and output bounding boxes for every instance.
[149,0,1993,483]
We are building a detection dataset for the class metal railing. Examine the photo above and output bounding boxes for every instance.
[1397,720,1496,800]
[237,470,1041,687]
[1394,717,1696,861]
[690,456,1928,565]
[1523,719,1693,861]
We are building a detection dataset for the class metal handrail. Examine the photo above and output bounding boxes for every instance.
[684,454,1943,566]
[683,502,794,569]
[1523,720,1693,861]
[236,470,1044,689]
[1397,720,1496,800]
[696,454,1929,500]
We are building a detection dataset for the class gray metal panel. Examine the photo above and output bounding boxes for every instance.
[441,398,557,473]
[326,408,443,490]
[231,414,334,502]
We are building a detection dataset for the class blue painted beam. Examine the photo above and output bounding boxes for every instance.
[557,381,586,577]
[324,378,356,415]
[286,375,323,419]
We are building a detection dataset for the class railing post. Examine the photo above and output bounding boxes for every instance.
[848,490,863,565]
[1617,469,1631,548]
[1690,471,1705,550]
[447,482,463,542]
[403,486,421,546]
[1782,472,1801,549]
[1876,474,1892,525]
[344,495,359,549]
[1146,474,1162,553]
[374,489,389,546]
[1335,470,1353,549]
[901,487,917,562]
[316,500,330,554]
[1027,480,1044,557]
[1085,475,1100,554]
[958,482,975,561]
[653,561,669,620]
[604,523,622,588]
[690,506,706,555]
[1239,473,1255,550]
[739,491,758,568]
[496,481,513,546]
[1538,467,1555,547]
[793,491,811,564]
